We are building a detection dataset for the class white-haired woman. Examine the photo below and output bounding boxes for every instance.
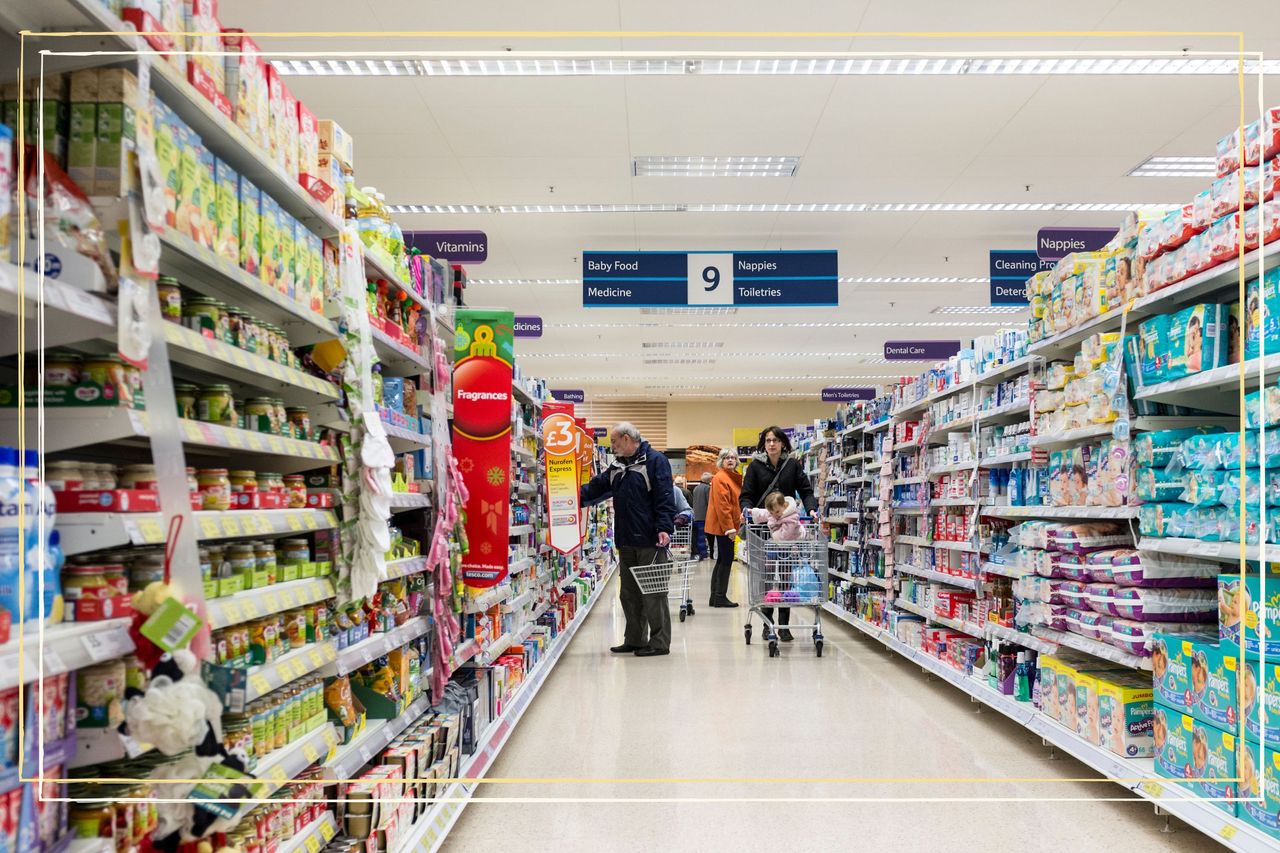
[702,447,742,607]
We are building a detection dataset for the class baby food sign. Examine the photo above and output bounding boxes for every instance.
[542,410,584,554]
[453,308,515,587]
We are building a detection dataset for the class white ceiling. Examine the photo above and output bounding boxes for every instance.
[218,0,1280,400]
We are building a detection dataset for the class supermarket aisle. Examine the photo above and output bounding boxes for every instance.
[445,562,1218,853]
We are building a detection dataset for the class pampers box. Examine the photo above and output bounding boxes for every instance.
[1219,566,1280,660]
[1096,671,1156,758]
[1189,639,1241,731]
[1236,738,1280,840]
[1154,702,1194,781]
[1245,267,1280,361]
[1153,631,1220,715]
[1165,304,1228,381]
[1242,659,1280,749]
[1189,717,1239,818]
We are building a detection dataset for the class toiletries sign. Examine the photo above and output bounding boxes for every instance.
[453,309,515,587]
[405,230,488,264]
[821,387,876,402]
[1036,227,1118,261]
[543,411,584,554]
[582,250,838,307]
[989,250,1053,305]
[883,340,962,361]
[513,316,542,338]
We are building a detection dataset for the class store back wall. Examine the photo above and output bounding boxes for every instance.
[667,401,834,450]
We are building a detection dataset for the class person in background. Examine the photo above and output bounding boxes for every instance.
[739,425,817,641]
[690,472,713,561]
[675,475,693,506]
[580,422,675,657]
[703,448,743,608]
[673,483,693,529]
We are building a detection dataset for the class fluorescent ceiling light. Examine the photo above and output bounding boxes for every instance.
[1128,155,1219,177]
[469,278,580,285]
[390,201,1174,214]
[273,57,1280,78]
[640,357,717,365]
[640,307,740,316]
[641,341,725,349]
[933,305,1028,314]
[634,155,800,177]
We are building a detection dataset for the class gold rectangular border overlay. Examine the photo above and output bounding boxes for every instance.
[11,26,1271,819]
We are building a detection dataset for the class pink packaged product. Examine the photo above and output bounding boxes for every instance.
[1046,521,1131,555]
[1114,551,1219,588]
[1013,521,1052,550]
[1108,619,1214,656]
[1085,582,1118,614]
[1159,203,1200,253]
[1086,550,1122,583]
[1051,558,1093,582]
[1103,588,1218,622]
[1056,581,1092,609]
[1070,610,1116,641]
[1052,607,1087,632]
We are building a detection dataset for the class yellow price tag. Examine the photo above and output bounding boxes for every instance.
[308,649,324,668]
[254,511,272,532]
[286,514,304,531]
[220,601,243,624]
[136,517,165,543]
[262,592,281,612]
[304,836,320,853]
[268,436,286,453]
[320,821,335,842]
[280,588,298,607]
[1139,781,1164,799]
[267,765,287,781]
[232,351,250,368]
[221,516,242,536]
[1219,825,1237,840]
[302,742,319,763]
[183,421,204,442]
[247,433,266,451]
[241,599,261,618]
[239,515,259,534]
[323,511,337,527]
[304,513,319,530]
[324,743,338,764]
[227,430,246,449]
[249,674,271,695]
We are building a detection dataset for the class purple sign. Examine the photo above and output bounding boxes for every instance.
[1036,227,1119,261]
[593,427,608,438]
[821,387,876,403]
[404,230,488,264]
[551,389,585,403]
[883,340,962,361]
[514,316,542,338]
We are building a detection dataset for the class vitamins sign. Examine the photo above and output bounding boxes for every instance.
[581,250,838,307]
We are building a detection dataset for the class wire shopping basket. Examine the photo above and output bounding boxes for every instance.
[627,547,698,622]
[742,523,828,656]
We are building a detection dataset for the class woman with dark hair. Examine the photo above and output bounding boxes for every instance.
[739,425,817,641]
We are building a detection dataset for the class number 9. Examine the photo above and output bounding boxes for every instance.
[702,266,720,292]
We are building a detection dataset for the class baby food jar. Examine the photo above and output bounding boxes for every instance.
[260,472,284,497]
[174,383,199,420]
[213,300,233,345]
[62,565,110,614]
[229,470,258,496]
[119,463,158,490]
[198,385,234,425]
[226,310,250,351]
[183,296,220,336]
[283,474,307,508]
[272,399,288,436]
[45,460,85,492]
[156,277,182,323]
[244,398,275,433]
[197,468,231,510]
[197,546,212,584]
[88,463,117,490]
[45,351,82,387]
[279,538,309,566]
[82,354,130,403]
[186,467,199,506]
[254,541,277,585]
[129,553,165,591]
[227,543,256,585]
[285,407,310,440]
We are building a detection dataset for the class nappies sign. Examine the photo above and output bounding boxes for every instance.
[582,250,838,307]
[989,250,1053,306]
[1036,227,1118,261]
[542,411,584,554]
[453,308,515,587]
[883,340,961,361]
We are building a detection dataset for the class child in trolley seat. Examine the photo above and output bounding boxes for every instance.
[748,491,805,540]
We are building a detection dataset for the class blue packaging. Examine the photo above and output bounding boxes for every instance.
[1166,304,1229,380]
[382,377,405,415]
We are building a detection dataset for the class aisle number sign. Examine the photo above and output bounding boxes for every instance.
[582,250,838,307]
[543,412,584,554]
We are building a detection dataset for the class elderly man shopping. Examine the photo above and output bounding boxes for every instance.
[580,422,676,657]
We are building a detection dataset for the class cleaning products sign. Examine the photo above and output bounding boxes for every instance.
[582,250,838,307]
[453,309,515,587]
[989,250,1053,305]
[542,412,584,554]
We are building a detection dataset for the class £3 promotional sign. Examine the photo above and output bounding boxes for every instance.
[542,411,584,554]
[582,250,838,307]
[453,309,515,587]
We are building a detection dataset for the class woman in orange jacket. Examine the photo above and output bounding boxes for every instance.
[703,447,743,607]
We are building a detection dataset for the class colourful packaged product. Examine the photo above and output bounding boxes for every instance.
[1236,739,1280,840]
[281,81,299,180]
[94,67,141,197]
[1153,702,1194,780]
[222,30,270,150]
[1245,268,1280,362]
[197,144,217,249]
[239,176,261,276]
[1190,718,1239,817]
[260,195,282,288]
[1241,658,1280,748]
[279,211,296,298]
[1038,655,1061,720]
[1165,304,1228,380]
[1074,672,1106,745]
[265,63,286,168]
[1135,466,1185,502]
[67,69,98,191]
[1134,427,1224,468]
[1189,640,1242,731]
[184,0,225,93]
[308,231,324,313]
[1136,313,1171,385]
[1220,566,1280,660]
[1153,631,1220,714]
[1229,301,1243,364]
[153,99,182,226]
[297,100,322,193]
[1096,671,1155,758]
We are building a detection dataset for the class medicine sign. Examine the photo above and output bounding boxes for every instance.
[988,250,1053,305]
[513,315,542,338]
[581,250,838,307]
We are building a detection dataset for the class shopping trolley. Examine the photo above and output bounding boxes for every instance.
[671,524,693,559]
[742,524,828,657]
[627,547,698,622]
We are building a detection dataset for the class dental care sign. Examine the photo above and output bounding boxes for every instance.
[581,250,838,307]
[542,411,584,554]
[883,340,962,361]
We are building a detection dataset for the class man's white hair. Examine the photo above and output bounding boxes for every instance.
[612,422,642,441]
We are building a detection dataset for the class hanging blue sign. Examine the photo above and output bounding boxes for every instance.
[1036,227,1118,261]
[551,389,585,403]
[582,250,838,307]
[404,230,488,263]
[884,340,962,361]
[821,387,876,403]
[514,316,542,338]
[988,250,1053,306]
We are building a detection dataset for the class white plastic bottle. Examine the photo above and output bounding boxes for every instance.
[0,446,34,630]
[22,450,60,626]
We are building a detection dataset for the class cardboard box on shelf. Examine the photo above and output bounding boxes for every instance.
[67,70,98,191]
[1236,739,1280,840]
[222,29,270,150]
[239,175,261,276]
[281,82,299,180]
[214,158,239,264]
[184,0,225,93]
[318,119,353,171]
[1220,566,1280,660]
[93,68,140,197]
[1189,717,1239,818]
[265,63,286,169]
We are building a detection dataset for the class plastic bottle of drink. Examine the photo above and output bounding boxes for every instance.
[0,446,34,630]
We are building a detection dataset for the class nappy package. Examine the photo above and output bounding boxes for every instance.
[1241,658,1280,749]
[1152,631,1220,714]
[1245,267,1280,361]
[1219,566,1280,660]
[1236,738,1280,840]
[1153,702,1195,780]
[1190,717,1240,817]
[1095,670,1156,758]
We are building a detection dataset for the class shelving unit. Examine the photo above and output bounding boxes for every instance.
[0,620,133,690]
[56,508,339,555]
